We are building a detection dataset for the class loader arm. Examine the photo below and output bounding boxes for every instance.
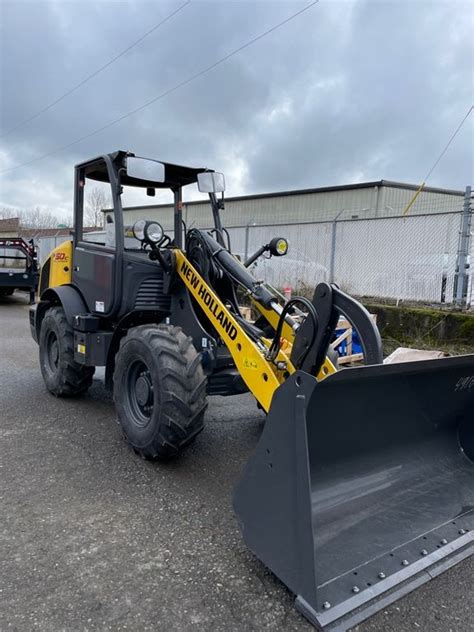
[175,229,375,409]
[179,228,381,379]
[175,249,291,412]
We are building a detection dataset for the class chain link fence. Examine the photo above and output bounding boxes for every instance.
[226,188,473,308]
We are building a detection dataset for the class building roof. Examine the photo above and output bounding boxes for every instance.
[19,227,73,239]
[0,217,20,233]
[112,179,465,212]
[18,227,97,239]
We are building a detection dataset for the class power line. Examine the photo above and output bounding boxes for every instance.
[423,104,473,182]
[403,104,473,215]
[0,1,319,175]
[0,0,191,139]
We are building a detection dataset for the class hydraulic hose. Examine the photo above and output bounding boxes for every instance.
[268,297,319,369]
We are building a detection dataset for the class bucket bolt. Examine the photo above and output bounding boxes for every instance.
[352,586,360,594]
[401,560,409,566]
[378,572,386,579]
[322,602,331,610]
[459,529,466,535]
[421,549,428,556]
[440,539,448,545]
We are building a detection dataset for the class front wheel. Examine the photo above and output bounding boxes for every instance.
[113,324,207,459]
[39,306,95,396]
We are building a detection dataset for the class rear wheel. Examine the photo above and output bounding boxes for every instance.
[39,306,95,396]
[113,324,207,459]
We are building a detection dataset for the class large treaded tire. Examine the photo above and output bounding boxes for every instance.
[113,324,207,459]
[39,306,95,397]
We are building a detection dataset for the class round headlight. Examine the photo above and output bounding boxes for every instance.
[269,237,289,257]
[144,222,164,244]
[132,219,146,241]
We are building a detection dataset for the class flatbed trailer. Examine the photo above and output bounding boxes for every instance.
[0,238,39,304]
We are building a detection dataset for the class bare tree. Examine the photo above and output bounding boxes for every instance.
[0,206,60,228]
[19,206,60,229]
[0,206,18,220]
[85,187,110,227]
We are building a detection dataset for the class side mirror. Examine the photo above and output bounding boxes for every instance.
[127,157,165,183]
[197,171,226,193]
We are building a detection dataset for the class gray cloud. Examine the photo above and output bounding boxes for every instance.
[0,0,472,219]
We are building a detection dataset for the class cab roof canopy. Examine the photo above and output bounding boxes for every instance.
[79,150,212,190]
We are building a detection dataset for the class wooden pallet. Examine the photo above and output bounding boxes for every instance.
[239,306,253,321]
[330,315,377,365]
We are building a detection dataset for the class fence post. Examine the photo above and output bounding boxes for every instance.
[329,210,344,283]
[244,220,255,262]
[454,185,473,307]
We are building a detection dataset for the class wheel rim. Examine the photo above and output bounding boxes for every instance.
[125,359,154,427]
[45,330,60,375]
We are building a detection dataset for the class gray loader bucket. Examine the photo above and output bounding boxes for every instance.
[233,355,474,631]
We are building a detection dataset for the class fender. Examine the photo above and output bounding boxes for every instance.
[33,284,88,341]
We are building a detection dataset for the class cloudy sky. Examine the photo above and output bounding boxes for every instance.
[0,0,473,220]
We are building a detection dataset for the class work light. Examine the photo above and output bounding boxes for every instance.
[144,222,164,244]
[132,219,146,241]
[269,237,289,257]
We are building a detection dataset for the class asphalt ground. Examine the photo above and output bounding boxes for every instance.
[1,293,473,632]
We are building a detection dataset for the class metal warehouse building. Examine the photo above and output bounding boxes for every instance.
[114,179,465,230]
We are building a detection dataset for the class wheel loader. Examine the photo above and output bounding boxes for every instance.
[30,150,473,631]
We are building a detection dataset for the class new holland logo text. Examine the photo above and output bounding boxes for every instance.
[181,261,237,341]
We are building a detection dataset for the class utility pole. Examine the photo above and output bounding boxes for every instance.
[454,185,473,306]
